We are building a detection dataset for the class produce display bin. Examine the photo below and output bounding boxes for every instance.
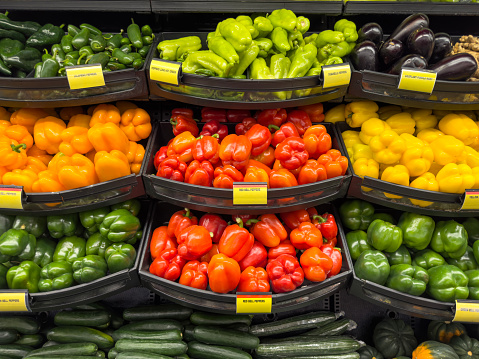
[139,201,353,314]
[343,1,479,15]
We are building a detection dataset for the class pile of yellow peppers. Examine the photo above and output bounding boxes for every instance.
[329,100,479,207]
[0,101,152,193]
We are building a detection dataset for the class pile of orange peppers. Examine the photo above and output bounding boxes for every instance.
[148,207,342,294]
[0,101,152,193]
[153,104,348,188]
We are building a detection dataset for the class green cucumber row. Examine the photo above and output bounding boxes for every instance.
[46,326,114,350]
[114,339,187,357]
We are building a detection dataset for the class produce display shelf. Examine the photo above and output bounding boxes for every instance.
[343,1,479,15]
[0,0,151,12]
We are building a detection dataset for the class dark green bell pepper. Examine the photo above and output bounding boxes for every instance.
[397,212,435,251]
[125,226,142,246]
[465,269,479,300]
[367,219,403,252]
[339,199,375,231]
[446,246,478,272]
[111,200,141,217]
[72,255,107,284]
[0,229,36,263]
[384,245,412,266]
[371,213,396,225]
[6,260,41,293]
[412,249,446,270]
[0,214,14,236]
[430,220,468,259]
[427,264,469,302]
[12,216,46,238]
[99,209,140,243]
[354,249,390,285]
[0,263,7,289]
[79,207,110,234]
[463,217,479,246]
[346,230,372,261]
[86,232,111,259]
[47,214,79,239]
[474,240,479,265]
[26,23,64,48]
[32,237,56,268]
[38,261,73,292]
[105,243,136,273]
[53,236,86,263]
[386,264,429,296]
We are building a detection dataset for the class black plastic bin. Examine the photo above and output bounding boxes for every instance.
[139,201,353,314]
[343,1,479,15]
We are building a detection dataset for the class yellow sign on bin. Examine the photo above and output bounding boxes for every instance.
[149,59,181,86]
[0,291,30,312]
[66,64,105,90]
[233,183,267,205]
[454,300,479,322]
[398,69,437,94]
[322,63,351,89]
[0,187,23,209]
[461,190,479,210]
[236,293,272,314]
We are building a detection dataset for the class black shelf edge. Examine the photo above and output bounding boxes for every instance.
[343,1,479,15]
[0,0,151,12]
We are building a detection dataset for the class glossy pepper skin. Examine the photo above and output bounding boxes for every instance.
[274,136,309,171]
[238,241,268,271]
[153,146,168,171]
[446,246,478,272]
[47,213,79,239]
[385,245,412,266]
[38,260,74,292]
[208,253,241,294]
[297,159,327,185]
[33,116,66,155]
[79,206,110,234]
[429,135,465,166]
[111,199,141,217]
[355,250,390,285]
[412,249,446,270]
[213,165,244,189]
[248,214,287,248]
[150,248,186,281]
[86,232,112,259]
[219,134,252,171]
[436,163,474,194]
[301,246,333,282]
[303,125,332,159]
[367,219,403,253]
[219,220,254,262]
[105,243,136,273]
[0,136,27,170]
[99,209,140,243]
[438,113,479,146]
[177,225,213,261]
[312,213,338,240]
[0,228,36,263]
[257,109,287,128]
[346,230,372,261]
[157,157,187,182]
[50,153,98,190]
[430,220,468,259]
[290,222,323,250]
[237,266,270,292]
[167,131,196,163]
[72,255,108,284]
[6,260,41,292]
[245,124,272,157]
[171,115,199,138]
[267,254,304,293]
[269,168,298,188]
[339,200,375,231]
[345,101,379,128]
[192,135,220,165]
[198,214,227,244]
[386,264,429,296]
[397,212,435,251]
[200,120,228,142]
[370,130,406,165]
[287,110,312,136]
[32,237,56,268]
[59,126,93,156]
[280,209,310,230]
[268,240,296,260]
[150,226,176,260]
[271,123,299,148]
[53,236,86,264]
[317,149,348,179]
[427,264,469,302]
[167,208,198,239]
[12,216,46,238]
[217,18,252,53]
[179,260,208,290]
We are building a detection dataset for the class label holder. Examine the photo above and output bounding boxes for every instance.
[321,63,351,89]
[66,64,106,91]
[149,58,182,86]
[454,300,479,322]
[0,185,24,210]
[0,290,30,312]
[397,68,437,94]
[236,292,272,314]
[233,182,268,206]
[461,189,479,210]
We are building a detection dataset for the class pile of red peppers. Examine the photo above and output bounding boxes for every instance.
[148,207,342,294]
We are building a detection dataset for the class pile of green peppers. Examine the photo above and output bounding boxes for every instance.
[0,199,142,293]
[340,199,479,303]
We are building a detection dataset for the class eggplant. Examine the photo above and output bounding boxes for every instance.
[379,39,404,67]
[407,27,434,61]
[428,53,477,81]
[387,54,428,75]
[429,32,452,64]
[351,41,379,71]
[389,13,429,44]
[358,23,383,46]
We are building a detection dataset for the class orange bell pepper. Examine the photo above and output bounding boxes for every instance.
[67,114,91,129]
[127,141,145,175]
[185,160,214,187]
[150,226,177,260]
[275,136,309,171]
[244,167,270,187]
[48,152,72,173]
[303,125,332,159]
[94,150,131,182]
[0,136,27,170]
[179,260,209,290]
[290,222,323,250]
[219,220,255,262]
[116,101,138,115]
[59,126,93,156]
[31,170,66,193]
[245,159,271,176]
[200,244,220,263]
[317,149,348,179]
[3,125,33,150]
[269,168,298,188]
[248,214,287,247]
[213,165,244,188]
[208,253,241,294]
[273,160,301,177]
[27,144,52,166]
[60,106,84,122]
[219,134,252,171]
[252,146,275,167]
[85,149,96,163]
[237,266,270,292]
[24,157,47,174]
[167,131,196,163]
[89,104,121,127]
[54,154,98,190]
[0,119,10,136]
[177,225,213,261]
[10,108,49,134]
[34,116,67,155]
[280,209,310,230]
[87,122,130,155]
[300,246,333,282]
[3,168,38,192]
[0,166,6,184]
[120,108,152,142]
[0,107,11,122]
[298,159,327,185]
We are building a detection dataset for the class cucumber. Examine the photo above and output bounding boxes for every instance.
[42,340,60,347]
[226,323,250,332]
[123,305,193,321]
[108,348,118,359]
[0,344,33,358]
[255,354,360,359]
[119,320,182,332]
[54,311,111,327]
[0,330,19,345]
[187,341,252,359]
[0,317,40,335]
[249,312,342,337]
[304,319,357,337]
[112,329,182,342]
[116,353,173,359]
[96,350,105,358]
[110,312,124,330]
[189,312,252,326]
[183,325,195,342]
[193,326,259,350]
[175,355,190,359]
[13,334,43,348]
[115,339,187,356]
[46,327,114,350]
[25,342,98,357]
[23,356,100,359]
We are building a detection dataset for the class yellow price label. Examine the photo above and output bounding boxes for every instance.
[322,63,351,89]
[0,291,30,312]
[233,183,267,205]
[66,64,105,90]
[454,300,479,322]
[236,293,272,314]
[0,187,23,209]
[150,59,181,86]
[461,190,479,210]
[398,69,437,94]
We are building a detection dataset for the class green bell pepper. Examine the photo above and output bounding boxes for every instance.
[0,214,14,236]
[47,214,79,239]
[427,264,469,302]
[446,246,478,271]
[157,36,201,61]
[287,43,317,78]
[6,261,41,293]
[334,19,358,43]
[208,35,239,64]
[346,230,372,261]
[411,249,446,270]
[79,206,110,234]
[72,255,107,284]
[267,9,297,32]
[38,261,73,292]
[26,23,65,48]
[462,217,479,246]
[371,213,396,225]
[99,209,140,243]
[367,219,403,253]
[230,42,259,77]
[12,216,46,238]
[217,18,252,53]
[105,243,136,273]
[86,232,111,259]
[430,220,468,259]
[339,199,375,231]
[296,16,310,34]
[0,229,36,263]
[270,27,290,54]
[182,50,234,78]
[53,236,86,263]
[354,249,390,285]
[465,269,479,300]
[384,245,412,266]
[125,226,142,246]
[32,237,56,268]
[386,264,429,296]
[474,240,479,265]
[253,16,273,38]
[315,30,345,49]
[397,212,435,251]
[0,263,7,289]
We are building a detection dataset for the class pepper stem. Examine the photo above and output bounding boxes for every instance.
[11,143,26,153]
[268,124,280,132]
[209,232,214,238]
[169,119,177,126]
[246,219,259,226]
[313,215,326,223]
[334,247,341,252]
[131,18,135,25]
[212,134,219,139]
[235,217,244,228]
[184,208,192,218]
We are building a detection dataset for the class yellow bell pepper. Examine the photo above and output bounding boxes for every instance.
[400,133,424,148]
[67,114,91,129]
[460,111,477,121]
[116,101,138,115]
[412,109,438,134]
[460,146,479,169]
[89,104,121,127]
[94,150,131,182]
[0,119,10,136]
[0,136,27,170]
[386,112,415,135]
[378,105,402,120]
[2,125,33,150]
[2,168,38,192]
[34,116,67,155]
[31,170,66,193]
[342,130,363,149]
[324,104,346,123]
[430,135,465,166]
[428,162,443,176]
[436,163,475,194]
[120,108,152,142]
[55,154,98,190]
[438,113,479,146]
[351,143,372,162]
[24,157,47,174]
[59,126,93,156]
[353,158,379,179]
[381,165,410,199]
[9,108,49,135]
[401,106,415,114]
[369,130,407,165]
[400,145,434,177]
[472,167,479,189]
[127,141,145,175]
[416,128,444,144]
[409,172,440,207]
[379,163,395,178]
[59,107,83,122]
[359,118,391,145]
[345,100,379,128]
[347,148,354,162]
[87,122,129,155]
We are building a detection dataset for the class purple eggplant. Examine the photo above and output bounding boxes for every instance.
[358,23,383,46]
[407,28,434,61]
[428,53,477,81]
[379,39,405,67]
[429,33,452,64]
[387,54,428,75]
[351,41,379,71]
[389,13,429,44]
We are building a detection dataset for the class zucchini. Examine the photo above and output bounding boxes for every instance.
[0,317,40,335]
[0,344,33,358]
[0,330,19,345]
[304,319,357,337]
[25,342,98,357]
[116,353,173,359]
[54,311,111,327]
[42,340,60,347]
[255,354,360,359]
[187,341,252,359]
[46,327,114,350]
[123,305,193,322]
[189,312,252,326]
[108,348,118,359]
[193,326,259,350]
[115,339,187,356]
[13,334,43,348]
[183,325,195,342]
[249,312,342,337]
[112,329,182,342]
[119,320,182,332]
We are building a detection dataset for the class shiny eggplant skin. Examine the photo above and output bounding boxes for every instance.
[379,39,404,67]
[358,23,383,46]
[407,28,434,61]
[387,54,428,75]
[428,53,477,81]
[389,13,429,44]
[351,40,379,71]
[429,32,452,64]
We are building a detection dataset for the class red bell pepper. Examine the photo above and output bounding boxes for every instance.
[218,219,254,262]
[235,117,257,136]
[149,248,186,281]
[179,260,209,290]
[192,135,220,165]
[213,165,244,189]
[266,254,304,293]
[290,222,323,250]
[177,225,213,261]
[171,115,199,137]
[244,167,270,187]
[273,160,301,178]
[172,108,194,119]
[199,120,228,141]
[300,247,333,282]
[167,208,198,238]
[157,157,187,182]
[317,149,348,179]
[232,214,256,227]
[280,209,311,230]
[237,266,270,292]
[257,109,287,128]
[268,240,296,260]
[227,109,251,123]
[201,107,226,122]
[154,145,169,170]
[167,131,196,163]
[200,244,220,263]
[312,213,338,240]
[320,244,342,278]
[274,137,309,171]
[245,124,272,157]
[297,103,325,123]
[269,169,298,188]
[185,160,214,187]
[271,122,300,148]
[219,134,252,171]
[303,125,332,159]
[208,253,241,293]
[297,159,327,185]
[248,214,287,248]
[198,214,227,244]
[287,109,312,136]
[252,146,275,167]
[150,226,177,260]
[238,241,268,271]
[307,207,318,220]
